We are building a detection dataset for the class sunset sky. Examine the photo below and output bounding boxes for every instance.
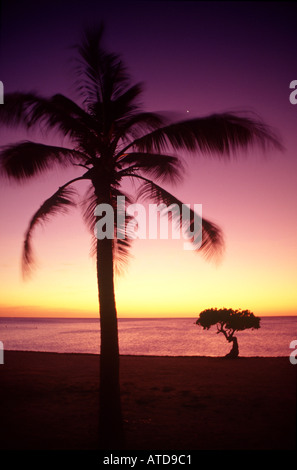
[0,1,296,318]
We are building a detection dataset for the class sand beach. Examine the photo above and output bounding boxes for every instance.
[0,351,296,451]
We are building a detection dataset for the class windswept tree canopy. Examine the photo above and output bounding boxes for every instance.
[196,308,261,338]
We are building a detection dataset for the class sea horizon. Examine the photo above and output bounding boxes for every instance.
[1,315,296,358]
[1,313,297,319]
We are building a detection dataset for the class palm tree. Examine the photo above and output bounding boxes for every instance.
[0,25,281,449]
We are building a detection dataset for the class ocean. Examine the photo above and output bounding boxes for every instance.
[0,316,297,357]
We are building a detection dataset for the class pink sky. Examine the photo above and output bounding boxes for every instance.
[0,1,296,317]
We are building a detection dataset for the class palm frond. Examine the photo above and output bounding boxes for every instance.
[118,152,183,184]
[0,92,99,150]
[113,112,166,149]
[111,83,143,119]
[22,186,77,277]
[28,93,99,140]
[80,184,134,273]
[0,92,39,127]
[74,24,131,110]
[135,176,224,260]
[126,113,283,156]
[0,141,86,180]
[88,83,143,126]
[112,189,135,274]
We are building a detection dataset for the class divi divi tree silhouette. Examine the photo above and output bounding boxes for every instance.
[196,308,261,358]
[0,25,280,448]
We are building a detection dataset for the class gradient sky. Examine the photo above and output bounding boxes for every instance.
[0,1,296,318]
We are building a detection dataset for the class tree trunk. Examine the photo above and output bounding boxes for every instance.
[225,336,239,358]
[97,236,125,449]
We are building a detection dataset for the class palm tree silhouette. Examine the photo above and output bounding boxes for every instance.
[0,25,281,449]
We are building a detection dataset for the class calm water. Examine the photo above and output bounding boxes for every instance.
[0,316,297,357]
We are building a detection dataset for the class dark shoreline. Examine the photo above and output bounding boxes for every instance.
[0,351,296,451]
[1,348,292,357]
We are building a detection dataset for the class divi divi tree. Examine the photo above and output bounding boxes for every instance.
[196,308,261,358]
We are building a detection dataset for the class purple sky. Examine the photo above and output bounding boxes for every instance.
[0,1,296,317]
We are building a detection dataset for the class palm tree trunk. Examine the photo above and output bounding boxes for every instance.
[97,236,125,449]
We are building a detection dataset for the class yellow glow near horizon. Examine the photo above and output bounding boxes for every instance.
[0,234,296,318]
